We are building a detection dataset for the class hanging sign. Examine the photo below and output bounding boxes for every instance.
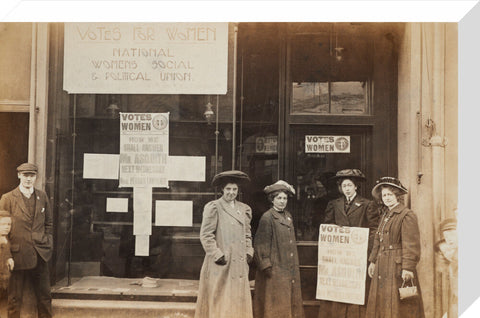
[63,22,228,94]
[305,135,350,153]
[316,225,369,305]
[119,112,169,188]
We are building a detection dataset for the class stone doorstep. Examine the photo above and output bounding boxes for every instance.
[53,299,195,318]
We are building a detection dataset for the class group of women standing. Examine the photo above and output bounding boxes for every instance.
[194,169,425,318]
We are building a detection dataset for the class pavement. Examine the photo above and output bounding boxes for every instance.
[1,276,257,317]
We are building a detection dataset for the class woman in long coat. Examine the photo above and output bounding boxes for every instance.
[253,180,305,318]
[195,170,254,318]
[320,169,379,318]
[366,177,425,318]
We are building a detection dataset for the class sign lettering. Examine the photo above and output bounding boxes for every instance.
[316,225,369,305]
[64,23,228,94]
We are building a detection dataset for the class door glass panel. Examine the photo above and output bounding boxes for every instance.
[289,126,371,241]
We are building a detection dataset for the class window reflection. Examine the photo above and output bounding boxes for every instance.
[292,82,328,114]
[331,81,367,114]
[291,81,367,115]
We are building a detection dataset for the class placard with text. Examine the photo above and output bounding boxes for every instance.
[119,112,169,188]
[316,225,369,305]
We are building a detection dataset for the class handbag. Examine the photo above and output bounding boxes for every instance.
[399,277,418,300]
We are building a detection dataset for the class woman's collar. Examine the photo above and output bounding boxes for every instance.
[388,202,404,213]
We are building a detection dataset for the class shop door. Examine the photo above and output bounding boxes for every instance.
[287,125,372,309]
[288,125,372,242]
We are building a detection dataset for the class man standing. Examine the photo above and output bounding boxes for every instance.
[0,163,53,318]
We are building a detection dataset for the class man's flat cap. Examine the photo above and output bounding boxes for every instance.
[17,163,38,173]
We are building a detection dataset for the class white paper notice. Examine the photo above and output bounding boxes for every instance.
[305,136,351,153]
[135,235,150,256]
[316,225,369,305]
[155,201,192,227]
[133,187,152,235]
[166,156,205,182]
[106,198,129,213]
[119,112,169,188]
[83,154,119,179]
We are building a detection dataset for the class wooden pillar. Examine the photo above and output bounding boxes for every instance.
[29,22,50,190]
[398,22,456,318]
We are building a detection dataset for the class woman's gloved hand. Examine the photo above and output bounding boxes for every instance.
[215,256,227,265]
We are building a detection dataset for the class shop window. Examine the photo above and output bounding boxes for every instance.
[237,23,280,234]
[57,92,236,279]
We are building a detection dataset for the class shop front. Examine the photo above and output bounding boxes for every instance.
[0,22,457,317]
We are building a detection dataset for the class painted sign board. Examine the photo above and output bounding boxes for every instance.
[64,22,228,94]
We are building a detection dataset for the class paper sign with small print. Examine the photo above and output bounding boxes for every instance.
[305,135,350,153]
[316,225,369,305]
[256,136,278,154]
[119,112,169,188]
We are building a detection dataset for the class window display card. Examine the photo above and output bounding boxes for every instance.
[133,187,152,235]
[155,200,193,227]
[83,153,119,179]
[166,156,206,182]
[106,198,129,213]
[135,235,150,256]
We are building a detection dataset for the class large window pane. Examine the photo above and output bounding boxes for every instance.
[330,81,367,114]
[64,93,231,279]
[292,82,329,114]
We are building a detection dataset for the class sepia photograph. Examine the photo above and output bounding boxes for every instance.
[0,1,473,317]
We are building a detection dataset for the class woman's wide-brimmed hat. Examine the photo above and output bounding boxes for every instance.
[330,169,366,183]
[371,176,408,200]
[211,170,250,187]
[263,180,296,196]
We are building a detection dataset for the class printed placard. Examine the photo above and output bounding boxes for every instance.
[316,225,369,305]
[119,112,169,188]
[305,135,351,153]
